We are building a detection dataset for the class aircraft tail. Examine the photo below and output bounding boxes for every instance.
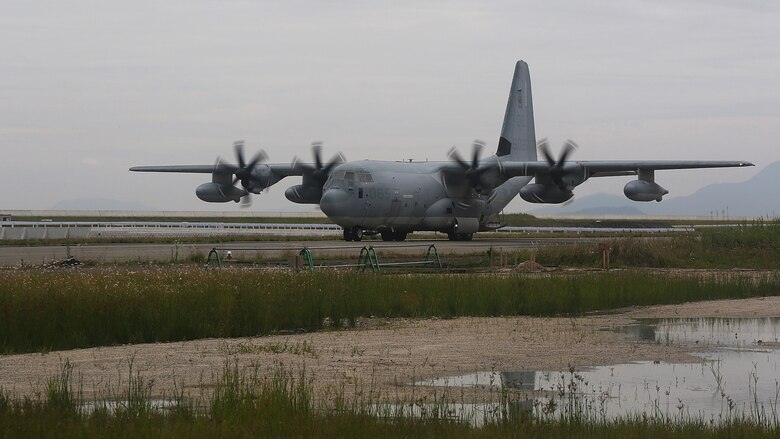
[496,60,537,161]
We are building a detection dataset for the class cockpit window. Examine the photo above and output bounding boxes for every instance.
[332,170,345,180]
[358,172,373,183]
[344,171,355,181]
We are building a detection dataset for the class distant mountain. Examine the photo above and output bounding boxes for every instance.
[531,162,780,217]
[568,205,647,216]
[530,192,650,216]
[51,198,158,211]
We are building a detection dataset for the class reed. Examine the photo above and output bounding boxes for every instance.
[525,220,780,269]
[1,268,778,353]
[1,361,778,438]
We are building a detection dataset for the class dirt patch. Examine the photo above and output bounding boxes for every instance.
[625,295,780,318]
[2,297,778,404]
[515,260,547,272]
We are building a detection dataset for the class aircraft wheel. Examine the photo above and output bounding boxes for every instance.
[343,228,354,241]
[353,228,364,242]
[381,231,394,241]
[462,233,473,241]
[394,231,408,241]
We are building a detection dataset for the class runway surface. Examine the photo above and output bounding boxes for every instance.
[0,237,602,266]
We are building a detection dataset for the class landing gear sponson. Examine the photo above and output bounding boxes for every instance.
[380,230,408,242]
[447,232,473,241]
[343,227,471,241]
[343,227,410,242]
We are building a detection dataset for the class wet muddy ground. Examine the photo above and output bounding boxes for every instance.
[2,296,780,421]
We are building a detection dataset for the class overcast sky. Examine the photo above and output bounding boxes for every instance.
[1,0,778,212]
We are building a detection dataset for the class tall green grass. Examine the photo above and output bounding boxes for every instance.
[528,220,780,269]
[1,361,778,438]
[1,268,778,353]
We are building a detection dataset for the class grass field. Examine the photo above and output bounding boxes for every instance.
[1,360,777,438]
[526,220,780,269]
[3,220,780,436]
[1,268,777,354]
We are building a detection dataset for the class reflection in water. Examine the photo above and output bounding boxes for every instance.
[422,370,536,390]
[417,317,780,424]
[620,317,780,348]
[80,399,179,414]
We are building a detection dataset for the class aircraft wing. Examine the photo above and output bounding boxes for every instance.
[129,164,304,177]
[130,165,231,173]
[499,160,754,178]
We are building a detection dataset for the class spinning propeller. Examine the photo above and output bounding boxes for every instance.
[293,142,346,185]
[447,140,495,193]
[217,140,268,207]
[537,139,579,190]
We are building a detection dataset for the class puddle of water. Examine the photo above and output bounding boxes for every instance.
[80,398,181,414]
[417,317,780,424]
[423,370,537,390]
[370,401,527,427]
[619,317,780,349]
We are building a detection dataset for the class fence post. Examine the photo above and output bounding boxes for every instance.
[206,248,222,268]
[299,248,314,271]
[598,242,610,270]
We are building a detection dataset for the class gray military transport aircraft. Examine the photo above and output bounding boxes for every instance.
[131,61,753,242]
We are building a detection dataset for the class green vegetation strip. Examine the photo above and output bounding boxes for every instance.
[528,220,780,269]
[1,269,778,354]
[1,361,778,438]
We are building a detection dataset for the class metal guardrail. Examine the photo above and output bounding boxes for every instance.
[2,221,341,230]
[206,243,443,272]
[1,220,695,233]
[0,219,700,241]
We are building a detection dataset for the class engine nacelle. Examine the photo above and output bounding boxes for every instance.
[196,182,247,203]
[623,180,668,202]
[519,184,573,204]
[285,185,323,204]
[453,217,480,234]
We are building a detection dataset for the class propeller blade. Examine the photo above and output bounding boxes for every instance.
[471,140,484,169]
[557,140,577,166]
[293,155,312,171]
[447,147,469,170]
[233,140,246,169]
[322,153,345,175]
[227,141,267,188]
[290,144,344,186]
[240,193,252,208]
[538,139,556,167]
[245,149,268,171]
[214,156,227,173]
[311,142,323,170]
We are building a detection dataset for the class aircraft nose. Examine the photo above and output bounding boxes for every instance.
[319,189,349,217]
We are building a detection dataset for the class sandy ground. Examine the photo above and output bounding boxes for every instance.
[2,296,779,405]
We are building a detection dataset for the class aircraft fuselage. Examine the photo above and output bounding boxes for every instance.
[319,159,529,236]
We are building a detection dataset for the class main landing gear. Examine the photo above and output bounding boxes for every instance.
[380,230,408,242]
[447,232,473,241]
[343,227,363,242]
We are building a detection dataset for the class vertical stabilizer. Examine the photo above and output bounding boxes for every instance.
[496,60,537,161]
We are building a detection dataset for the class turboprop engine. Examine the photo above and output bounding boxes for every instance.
[519,184,573,204]
[285,185,323,204]
[196,182,247,203]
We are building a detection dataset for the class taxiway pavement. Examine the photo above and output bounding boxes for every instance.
[0,237,601,266]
